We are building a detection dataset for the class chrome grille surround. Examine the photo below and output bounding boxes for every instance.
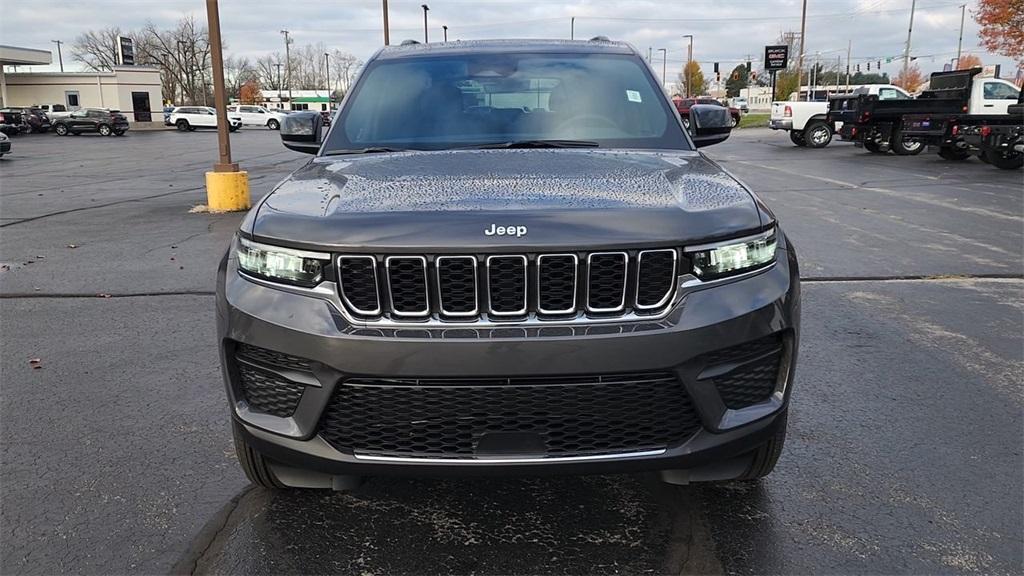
[384,255,430,318]
[635,249,678,311]
[435,255,480,317]
[336,255,381,316]
[536,254,579,315]
[335,250,679,324]
[486,255,529,317]
[585,252,628,314]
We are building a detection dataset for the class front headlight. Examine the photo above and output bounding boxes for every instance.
[236,237,329,286]
[686,228,777,280]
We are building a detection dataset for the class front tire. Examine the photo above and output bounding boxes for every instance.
[113,130,126,136]
[937,147,970,161]
[789,130,807,146]
[54,123,69,136]
[985,149,1024,170]
[804,121,833,148]
[98,124,112,136]
[267,118,280,130]
[232,421,287,489]
[862,139,885,154]
[737,411,788,480]
[892,131,924,156]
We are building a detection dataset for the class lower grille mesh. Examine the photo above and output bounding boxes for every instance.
[237,364,306,417]
[318,373,701,459]
[701,334,784,409]
[234,344,312,417]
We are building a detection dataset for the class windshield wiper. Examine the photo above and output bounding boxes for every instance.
[322,147,407,156]
[469,139,600,149]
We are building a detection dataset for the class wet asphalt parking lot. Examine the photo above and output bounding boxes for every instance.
[1,127,1021,575]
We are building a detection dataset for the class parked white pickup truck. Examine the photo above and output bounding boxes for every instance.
[35,103,73,120]
[769,85,911,147]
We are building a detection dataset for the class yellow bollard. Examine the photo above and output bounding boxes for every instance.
[205,170,251,212]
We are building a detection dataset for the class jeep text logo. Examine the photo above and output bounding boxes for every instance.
[484,224,528,238]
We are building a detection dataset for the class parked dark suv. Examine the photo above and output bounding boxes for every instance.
[0,107,51,133]
[52,108,129,136]
[219,38,800,490]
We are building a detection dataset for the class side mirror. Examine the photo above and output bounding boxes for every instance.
[689,104,733,148]
[280,111,324,154]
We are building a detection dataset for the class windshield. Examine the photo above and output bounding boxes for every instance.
[324,52,690,152]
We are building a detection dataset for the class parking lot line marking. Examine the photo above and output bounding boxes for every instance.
[736,161,1022,224]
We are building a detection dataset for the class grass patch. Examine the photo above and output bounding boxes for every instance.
[737,113,770,129]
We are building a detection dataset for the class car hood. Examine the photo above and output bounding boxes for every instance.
[249,149,766,251]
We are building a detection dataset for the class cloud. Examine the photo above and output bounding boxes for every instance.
[1,0,1015,77]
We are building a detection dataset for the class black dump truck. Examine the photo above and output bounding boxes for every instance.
[902,90,1023,170]
[828,68,1020,160]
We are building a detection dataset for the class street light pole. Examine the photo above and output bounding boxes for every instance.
[324,52,330,98]
[657,48,667,89]
[421,4,430,43]
[682,35,693,97]
[796,0,807,101]
[955,3,966,68]
[443,25,448,43]
[571,17,575,40]
[51,40,64,72]
[382,0,390,46]
[275,63,282,100]
[280,29,292,106]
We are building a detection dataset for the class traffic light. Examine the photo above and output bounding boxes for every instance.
[877,60,881,69]
[746,61,752,72]
[856,63,861,72]
[867,61,871,71]
[716,72,721,82]
[714,62,719,73]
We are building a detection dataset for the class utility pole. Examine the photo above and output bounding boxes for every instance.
[657,48,667,89]
[647,47,652,63]
[51,40,64,72]
[956,4,966,68]
[903,0,917,75]
[846,39,851,90]
[280,30,292,105]
[382,0,390,45]
[796,0,807,101]
[571,17,575,40]
[421,4,430,43]
[443,25,448,42]
[203,0,249,212]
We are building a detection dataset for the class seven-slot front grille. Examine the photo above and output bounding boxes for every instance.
[336,250,680,323]
[317,372,702,459]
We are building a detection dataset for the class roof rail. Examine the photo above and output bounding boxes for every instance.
[589,35,610,42]
[400,39,420,46]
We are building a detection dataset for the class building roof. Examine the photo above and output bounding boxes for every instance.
[0,45,52,66]
[375,38,636,60]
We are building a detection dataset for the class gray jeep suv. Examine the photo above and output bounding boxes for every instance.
[217,39,800,489]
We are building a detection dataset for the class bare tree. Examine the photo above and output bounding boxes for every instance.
[224,56,257,99]
[141,16,211,105]
[70,27,126,71]
[255,53,285,92]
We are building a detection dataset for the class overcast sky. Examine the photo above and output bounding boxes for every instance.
[1,0,1018,81]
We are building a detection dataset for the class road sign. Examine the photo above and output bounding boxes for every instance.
[764,45,788,71]
[117,36,135,66]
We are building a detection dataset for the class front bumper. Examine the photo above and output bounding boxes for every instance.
[217,239,800,477]
[769,119,793,131]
